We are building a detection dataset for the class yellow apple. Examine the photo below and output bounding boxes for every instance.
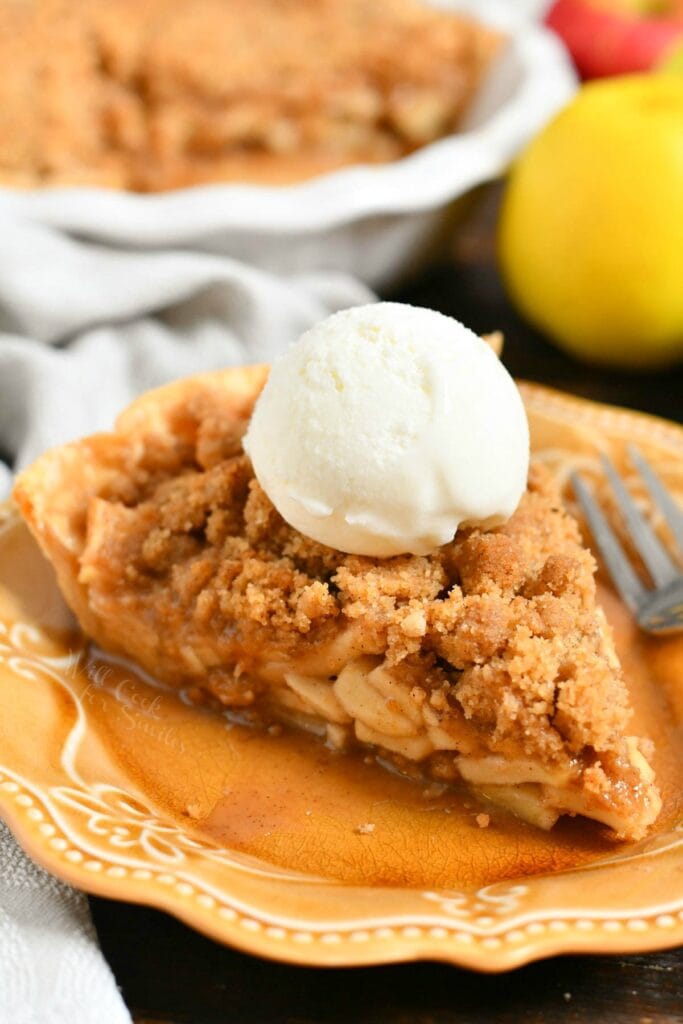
[498,74,683,368]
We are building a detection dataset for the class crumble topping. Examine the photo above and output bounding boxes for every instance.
[77,391,632,772]
[0,0,500,190]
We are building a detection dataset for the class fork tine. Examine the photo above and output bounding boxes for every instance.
[628,445,683,557]
[571,472,647,612]
[600,454,680,588]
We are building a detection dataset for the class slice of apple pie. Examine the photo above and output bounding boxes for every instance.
[14,366,661,840]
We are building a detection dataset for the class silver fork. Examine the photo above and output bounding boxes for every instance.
[571,446,683,635]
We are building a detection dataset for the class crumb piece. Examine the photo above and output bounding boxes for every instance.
[267,723,283,737]
[483,331,503,357]
[422,783,447,800]
[184,803,201,819]
[563,993,572,1003]
[401,607,427,638]
[355,823,376,835]
[476,813,490,829]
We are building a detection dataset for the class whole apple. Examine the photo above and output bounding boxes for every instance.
[546,0,683,77]
[498,75,683,369]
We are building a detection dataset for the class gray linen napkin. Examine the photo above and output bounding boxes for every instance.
[0,216,372,479]
[0,211,372,1024]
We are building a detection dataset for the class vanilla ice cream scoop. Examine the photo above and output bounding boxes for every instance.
[243,303,529,557]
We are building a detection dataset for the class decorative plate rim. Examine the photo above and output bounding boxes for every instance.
[1,382,683,972]
[3,781,683,972]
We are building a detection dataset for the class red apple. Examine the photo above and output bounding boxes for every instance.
[546,0,683,78]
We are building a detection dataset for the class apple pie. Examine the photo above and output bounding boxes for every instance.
[0,0,501,190]
[14,366,661,841]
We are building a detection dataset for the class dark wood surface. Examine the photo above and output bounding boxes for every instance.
[90,186,683,1023]
[91,897,683,1024]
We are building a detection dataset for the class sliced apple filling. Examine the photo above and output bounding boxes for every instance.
[266,655,660,836]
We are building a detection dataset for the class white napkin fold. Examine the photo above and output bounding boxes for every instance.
[0,822,131,1024]
[0,211,372,1024]
[0,216,372,481]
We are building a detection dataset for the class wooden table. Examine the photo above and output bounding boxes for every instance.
[90,186,683,1023]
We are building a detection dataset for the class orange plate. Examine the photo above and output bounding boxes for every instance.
[1,382,683,971]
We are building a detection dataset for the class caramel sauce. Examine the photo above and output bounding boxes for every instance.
[76,580,683,891]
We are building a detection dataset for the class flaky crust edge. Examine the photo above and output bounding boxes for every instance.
[12,365,269,644]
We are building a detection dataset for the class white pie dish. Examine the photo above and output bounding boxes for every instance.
[0,1,576,289]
